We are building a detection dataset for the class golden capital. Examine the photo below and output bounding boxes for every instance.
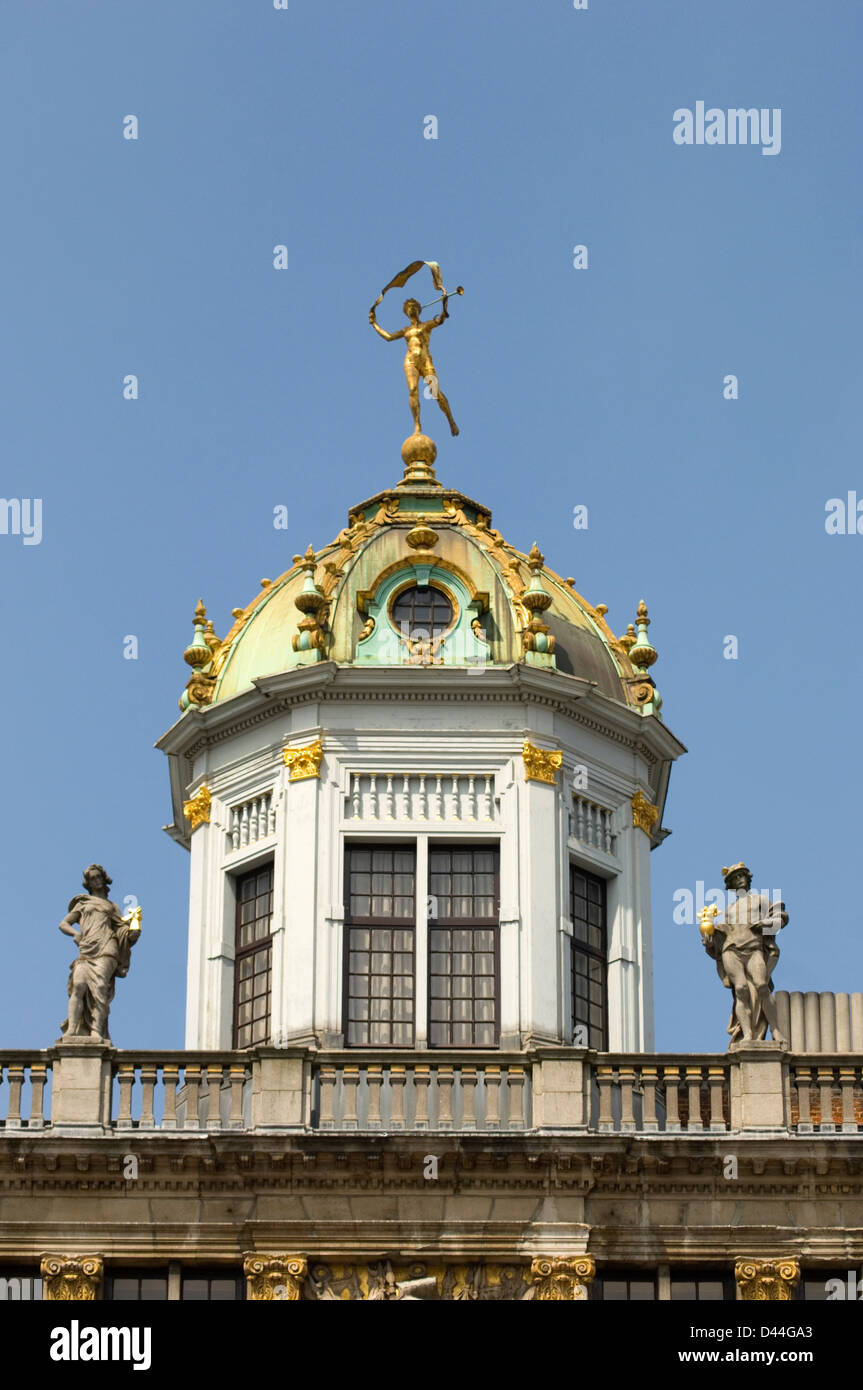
[244,1254,308,1301]
[282,738,324,782]
[182,784,211,831]
[522,740,563,785]
[631,789,659,836]
[41,1255,103,1301]
[528,1255,595,1301]
[735,1258,800,1301]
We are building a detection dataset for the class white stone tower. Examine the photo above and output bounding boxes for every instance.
[158,435,684,1054]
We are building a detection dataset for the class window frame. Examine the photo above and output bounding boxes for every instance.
[342,842,418,1048]
[232,860,275,1050]
[427,842,501,1050]
[569,863,608,1050]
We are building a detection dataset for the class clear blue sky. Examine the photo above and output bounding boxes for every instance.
[2,0,860,1051]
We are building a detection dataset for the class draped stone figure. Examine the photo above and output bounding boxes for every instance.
[57,864,141,1043]
[700,862,787,1046]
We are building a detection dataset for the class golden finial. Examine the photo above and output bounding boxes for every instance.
[595,603,608,617]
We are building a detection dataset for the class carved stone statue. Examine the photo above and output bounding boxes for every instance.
[57,864,141,1043]
[369,260,461,438]
[699,862,787,1046]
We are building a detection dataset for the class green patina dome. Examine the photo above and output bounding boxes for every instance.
[178,454,661,716]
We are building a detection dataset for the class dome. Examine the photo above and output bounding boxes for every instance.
[178,438,661,717]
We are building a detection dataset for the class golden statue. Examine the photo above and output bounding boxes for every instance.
[369,260,462,438]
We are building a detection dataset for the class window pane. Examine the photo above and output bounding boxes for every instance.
[571,867,607,1049]
[427,847,499,1046]
[344,846,416,1045]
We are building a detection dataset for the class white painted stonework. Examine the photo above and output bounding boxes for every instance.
[164,665,681,1053]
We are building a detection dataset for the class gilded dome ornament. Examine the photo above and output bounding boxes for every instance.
[520,543,556,666]
[292,545,330,660]
[179,600,219,711]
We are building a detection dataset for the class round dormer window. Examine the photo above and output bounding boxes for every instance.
[390,584,455,644]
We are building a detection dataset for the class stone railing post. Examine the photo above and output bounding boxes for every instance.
[532,1052,590,1130]
[50,1044,113,1132]
[728,1041,790,1132]
[251,1050,308,1130]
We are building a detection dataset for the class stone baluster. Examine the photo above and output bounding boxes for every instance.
[604,810,613,853]
[596,1065,615,1132]
[240,803,250,848]
[351,773,361,820]
[508,1066,526,1129]
[485,1066,501,1129]
[268,793,276,835]
[230,809,240,851]
[817,1067,836,1133]
[138,1066,157,1129]
[483,775,493,820]
[401,774,411,820]
[115,1065,136,1130]
[708,1067,726,1131]
[389,1066,406,1129]
[247,799,257,843]
[184,1065,203,1130]
[318,1066,336,1129]
[385,775,395,820]
[619,1067,636,1131]
[794,1067,812,1132]
[468,774,477,819]
[4,1066,24,1130]
[28,1064,47,1130]
[161,1065,179,1129]
[461,1067,477,1130]
[229,1066,246,1129]
[206,1065,224,1130]
[418,773,427,819]
[369,775,378,820]
[575,798,585,842]
[839,1068,858,1133]
[686,1067,705,1132]
[342,1067,360,1129]
[367,1066,383,1128]
[438,1066,454,1130]
[414,1066,430,1128]
[450,775,460,820]
[664,1067,681,1131]
[641,1066,659,1131]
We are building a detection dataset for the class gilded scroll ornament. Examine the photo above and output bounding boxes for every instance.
[522,740,563,786]
[41,1255,103,1301]
[526,1256,595,1301]
[282,739,324,782]
[244,1255,308,1301]
[631,789,659,836]
[183,785,211,831]
[734,1258,800,1301]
